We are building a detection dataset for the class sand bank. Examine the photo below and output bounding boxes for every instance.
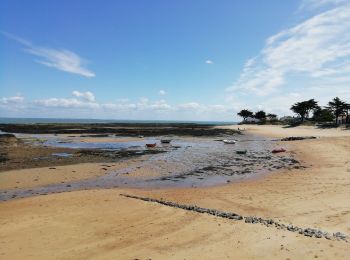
[218,124,350,138]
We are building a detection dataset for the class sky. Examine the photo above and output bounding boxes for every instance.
[1,0,350,121]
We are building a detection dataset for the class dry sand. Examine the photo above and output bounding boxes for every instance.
[218,124,350,138]
[1,125,350,259]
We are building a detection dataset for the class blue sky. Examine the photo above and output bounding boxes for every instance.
[1,0,350,121]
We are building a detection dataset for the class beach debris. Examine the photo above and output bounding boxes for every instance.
[120,194,348,242]
[223,139,236,144]
[280,136,317,141]
[272,148,286,153]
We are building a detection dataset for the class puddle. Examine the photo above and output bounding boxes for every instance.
[52,153,73,157]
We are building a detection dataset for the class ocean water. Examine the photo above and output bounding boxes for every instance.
[0,117,236,125]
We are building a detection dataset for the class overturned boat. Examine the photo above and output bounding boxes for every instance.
[160,139,172,144]
[223,139,236,144]
[272,148,286,153]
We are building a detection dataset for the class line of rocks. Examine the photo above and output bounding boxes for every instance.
[120,194,348,242]
[280,136,317,141]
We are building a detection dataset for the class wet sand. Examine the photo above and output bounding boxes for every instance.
[1,125,350,259]
[0,134,302,200]
[0,162,139,190]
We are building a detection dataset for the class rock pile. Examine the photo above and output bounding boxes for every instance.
[121,194,348,242]
[280,136,317,141]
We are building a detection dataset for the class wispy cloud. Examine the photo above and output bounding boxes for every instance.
[0,95,24,104]
[34,98,99,109]
[72,90,95,102]
[228,2,350,96]
[205,60,214,64]
[159,90,166,96]
[299,0,346,10]
[2,32,95,78]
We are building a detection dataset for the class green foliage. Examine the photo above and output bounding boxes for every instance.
[326,97,347,124]
[313,108,335,122]
[237,109,253,121]
[254,110,266,120]
[290,99,319,122]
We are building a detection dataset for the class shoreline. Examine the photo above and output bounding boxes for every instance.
[1,124,350,259]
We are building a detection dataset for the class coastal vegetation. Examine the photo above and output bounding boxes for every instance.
[237,97,350,126]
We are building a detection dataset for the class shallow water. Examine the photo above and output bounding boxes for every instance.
[52,153,73,157]
[0,133,302,201]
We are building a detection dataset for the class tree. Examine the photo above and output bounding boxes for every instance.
[290,99,319,122]
[237,109,253,121]
[290,102,308,122]
[313,108,334,123]
[305,99,319,118]
[327,97,346,124]
[254,110,266,121]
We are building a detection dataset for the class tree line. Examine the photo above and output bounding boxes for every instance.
[237,97,350,125]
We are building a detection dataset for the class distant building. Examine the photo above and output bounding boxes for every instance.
[336,115,347,124]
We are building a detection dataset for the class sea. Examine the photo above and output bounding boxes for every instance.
[0,117,237,125]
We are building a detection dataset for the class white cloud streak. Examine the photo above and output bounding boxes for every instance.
[2,32,95,77]
[300,0,346,10]
[0,95,24,104]
[228,2,350,96]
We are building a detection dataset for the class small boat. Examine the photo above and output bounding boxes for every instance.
[161,139,172,144]
[272,148,286,153]
[145,143,157,148]
[236,150,247,155]
[223,139,236,144]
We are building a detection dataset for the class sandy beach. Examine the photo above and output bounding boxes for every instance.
[1,125,350,259]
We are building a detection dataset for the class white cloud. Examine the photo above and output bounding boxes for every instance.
[205,60,214,64]
[228,2,350,96]
[2,32,95,78]
[159,90,166,95]
[0,95,24,104]
[300,0,346,10]
[0,92,238,120]
[34,98,99,109]
[72,91,95,102]
[177,102,202,110]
